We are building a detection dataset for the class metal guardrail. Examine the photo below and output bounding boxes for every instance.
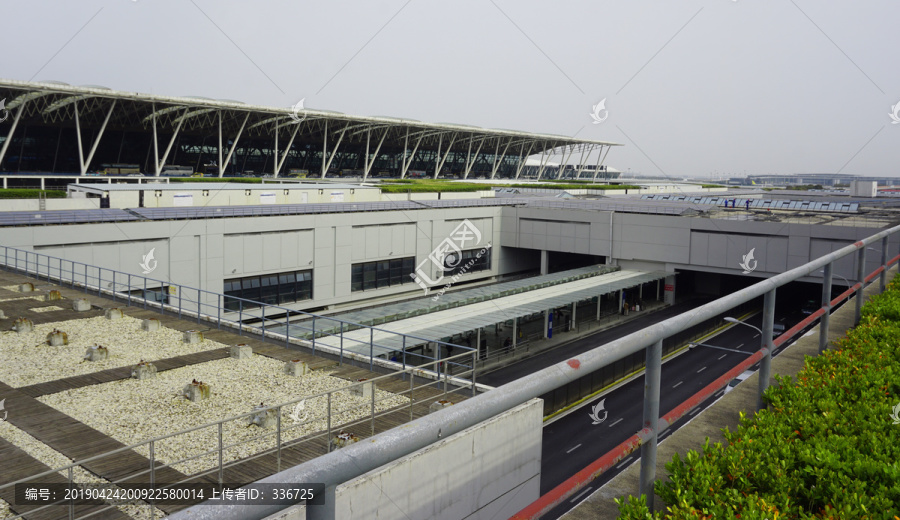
[0,352,476,520]
[166,224,899,520]
[0,245,474,377]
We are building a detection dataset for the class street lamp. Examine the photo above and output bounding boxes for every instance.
[724,316,761,335]
[724,316,769,411]
[818,269,851,287]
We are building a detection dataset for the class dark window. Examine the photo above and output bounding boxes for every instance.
[224,269,313,309]
[351,256,416,292]
[443,248,491,277]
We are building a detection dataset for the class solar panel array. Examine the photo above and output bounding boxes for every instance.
[521,198,709,215]
[0,209,139,227]
[640,194,859,213]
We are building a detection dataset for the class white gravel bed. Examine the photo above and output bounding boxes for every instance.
[38,355,409,476]
[0,420,158,519]
[0,316,225,388]
[0,296,45,303]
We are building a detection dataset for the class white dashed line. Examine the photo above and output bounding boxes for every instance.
[737,343,745,349]
[607,417,624,428]
[570,486,593,503]
[718,354,727,360]
[566,444,582,454]
[689,407,700,416]
[697,366,706,373]
[672,381,683,388]
[753,334,759,338]
[616,456,634,470]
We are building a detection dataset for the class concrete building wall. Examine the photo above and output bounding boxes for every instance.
[0,206,503,313]
[334,398,543,520]
[0,199,100,212]
[98,186,381,209]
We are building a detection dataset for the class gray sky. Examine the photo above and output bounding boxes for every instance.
[3,0,899,179]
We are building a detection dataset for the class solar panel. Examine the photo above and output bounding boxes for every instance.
[0,209,138,226]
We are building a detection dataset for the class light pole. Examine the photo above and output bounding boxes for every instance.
[724,312,772,411]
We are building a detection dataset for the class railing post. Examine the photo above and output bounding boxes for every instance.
[197,290,201,323]
[880,236,888,293]
[638,339,662,508]
[326,393,332,453]
[369,328,374,370]
[239,301,243,337]
[68,466,74,520]
[112,271,116,302]
[472,349,477,397]
[127,274,131,306]
[261,305,266,338]
[149,440,155,486]
[855,247,866,325]
[217,294,221,328]
[312,317,316,355]
[401,335,406,370]
[276,406,282,472]
[178,285,183,318]
[285,311,291,347]
[218,423,224,485]
[820,263,833,354]
[758,289,776,411]
[143,277,147,309]
[409,374,415,422]
[371,380,376,437]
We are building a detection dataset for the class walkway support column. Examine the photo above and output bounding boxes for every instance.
[639,339,662,509]
[855,248,866,325]
[758,289,775,411]
[543,311,549,339]
[512,318,518,348]
[819,263,833,354]
[540,250,549,275]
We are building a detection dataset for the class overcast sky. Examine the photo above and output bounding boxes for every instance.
[3,0,898,179]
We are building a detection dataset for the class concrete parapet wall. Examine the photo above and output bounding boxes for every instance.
[334,398,543,520]
[0,198,100,212]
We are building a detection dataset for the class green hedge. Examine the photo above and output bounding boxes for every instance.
[379,179,640,193]
[0,189,68,199]
[618,275,900,519]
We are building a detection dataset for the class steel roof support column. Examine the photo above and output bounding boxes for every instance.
[463,139,484,180]
[156,110,185,176]
[433,134,442,179]
[275,123,301,177]
[536,144,554,180]
[400,135,423,179]
[514,142,534,179]
[363,128,388,181]
[434,133,457,179]
[81,100,116,175]
[321,120,328,178]
[490,138,512,179]
[592,145,611,182]
[219,113,250,178]
[0,99,27,169]
[555,145,575,180]
[321,122,350,178]
[218,111,224,177]
[152,103,160,176]
[74,99,85,175]
[574,145,591,178]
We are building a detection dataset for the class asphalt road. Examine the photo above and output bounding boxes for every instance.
[536,307,814,519]
[478,299,711,388]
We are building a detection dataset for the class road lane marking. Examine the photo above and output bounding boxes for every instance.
[718,354,727,360]
[737,343,745,349]
[616,456,634,469]
[697,366,706,373]
[753,334,759,338]
[570,486,593,503]
[672,381,683,388]
[607,417,624,428]
[566,444,582,454]
[689,407,700,416]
